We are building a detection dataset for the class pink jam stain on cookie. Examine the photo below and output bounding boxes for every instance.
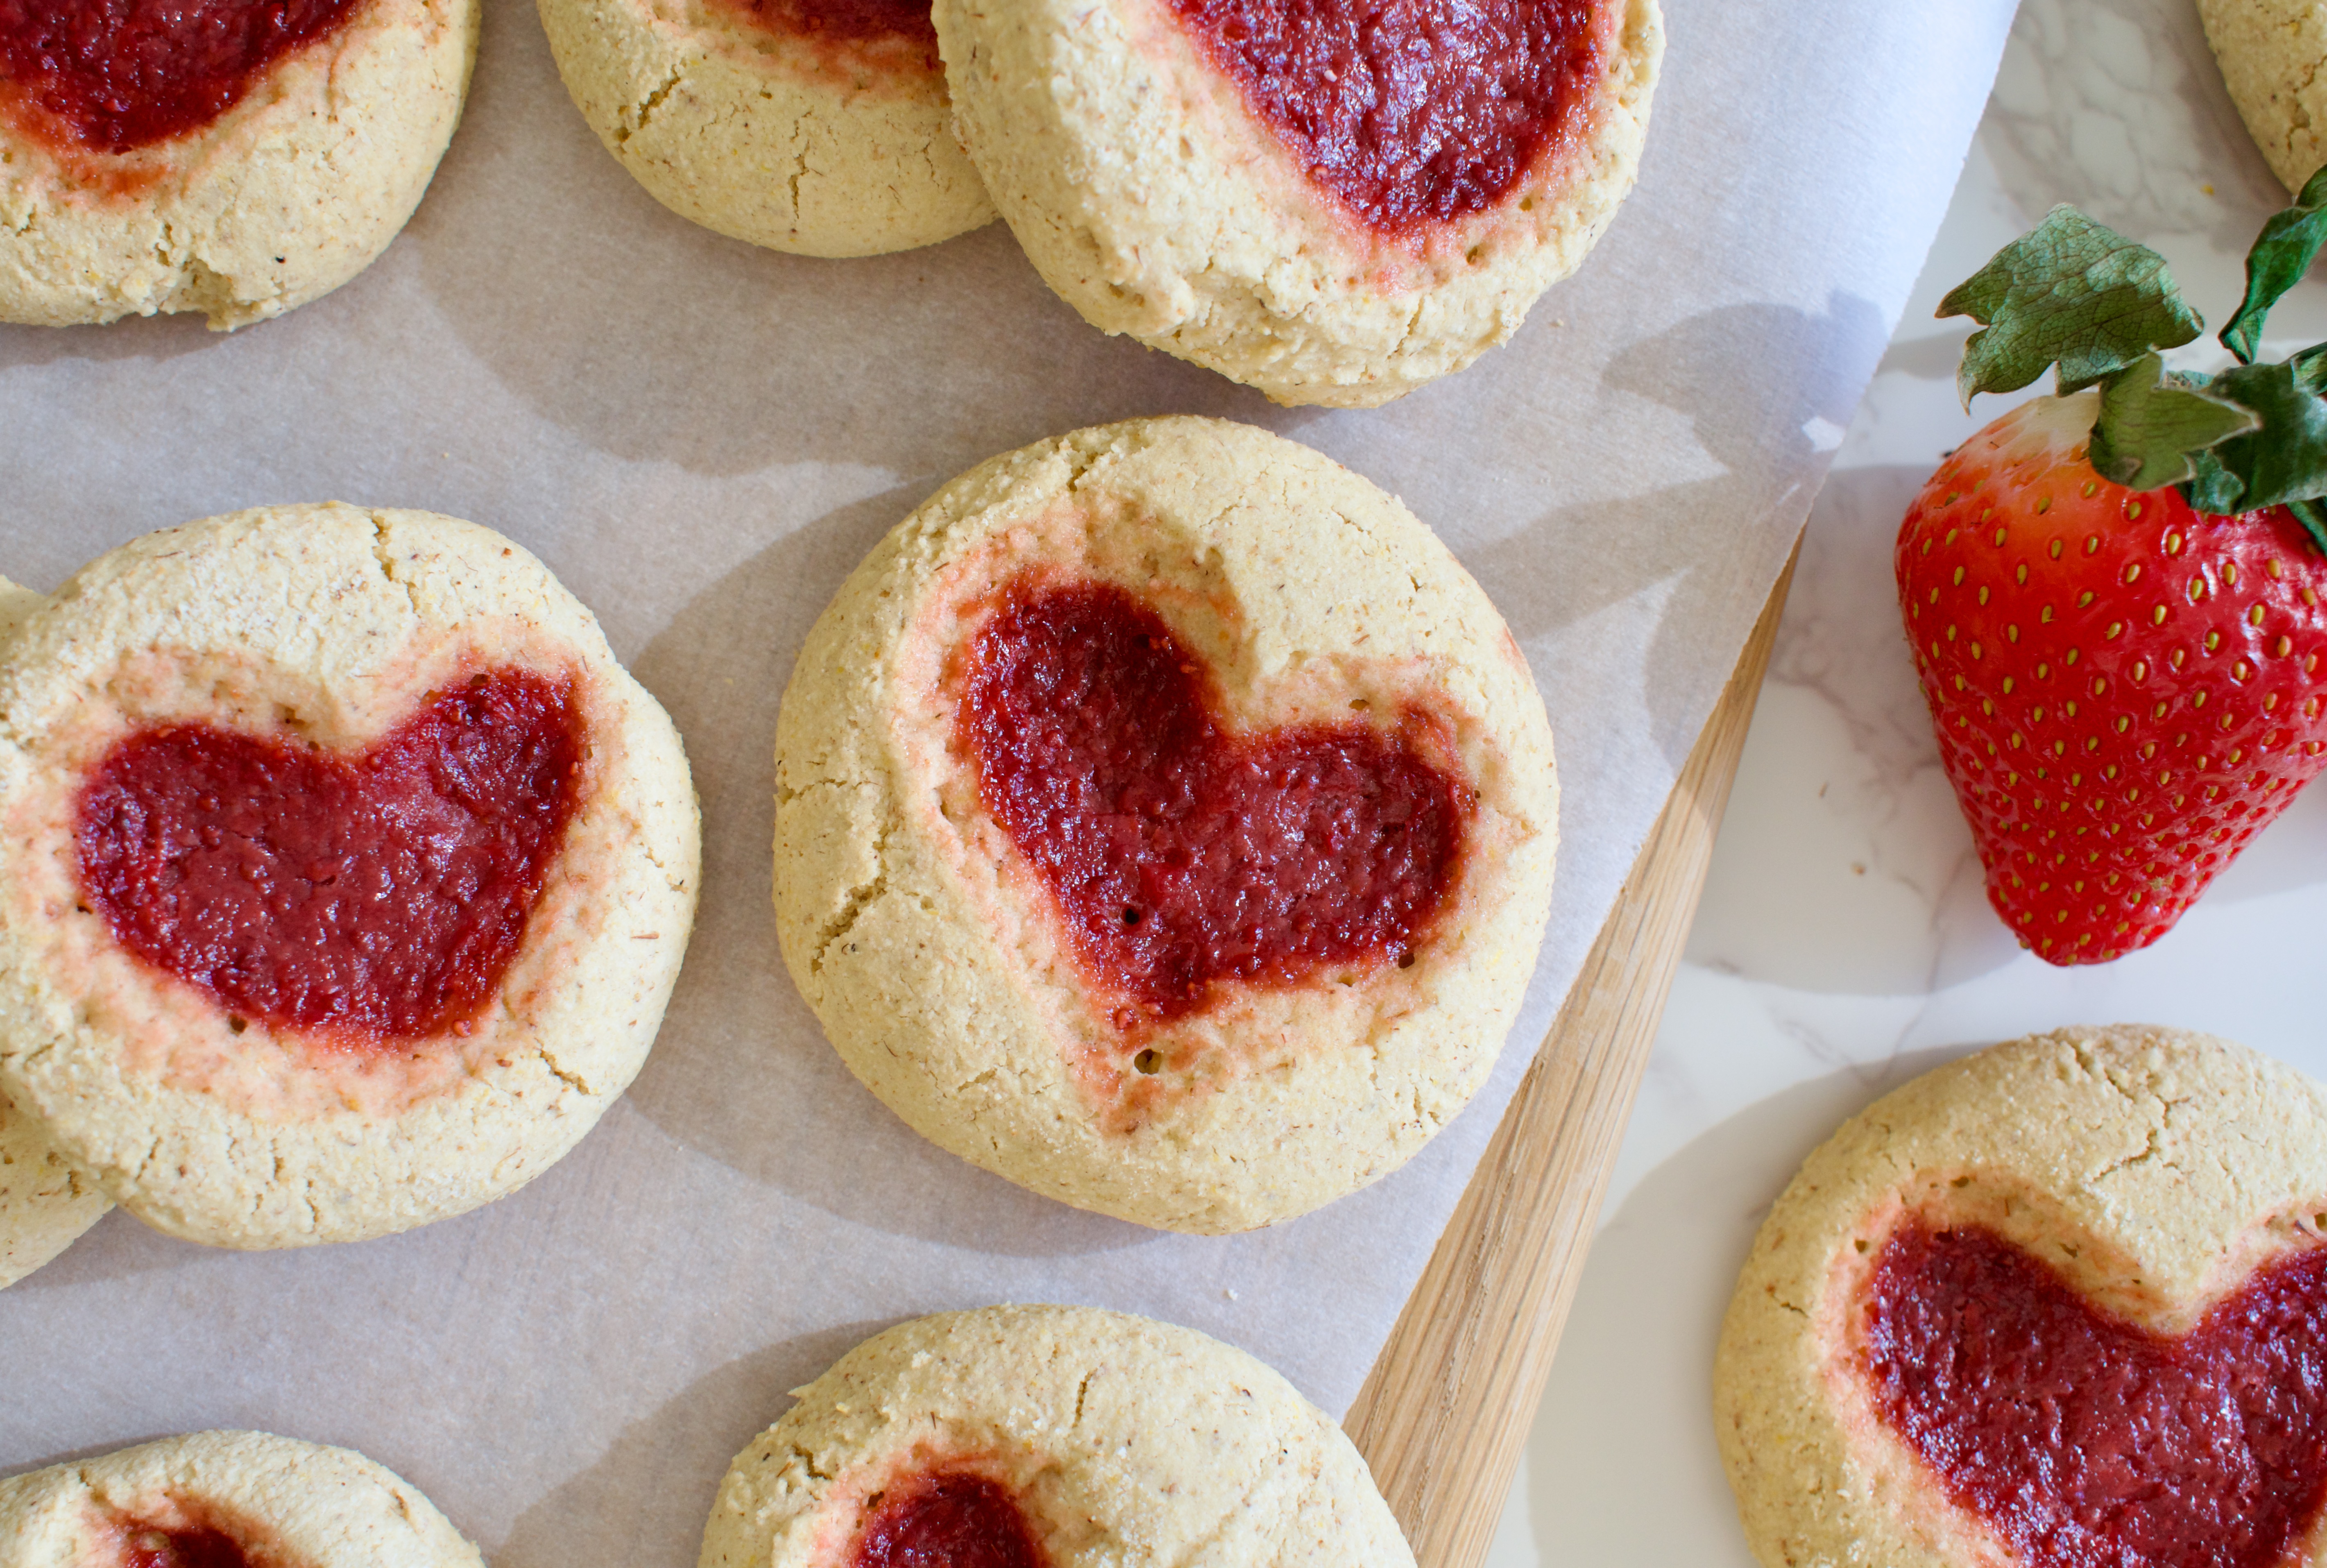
[122,1524,251,1568]
[75,668,587,1046]
[1859,1216,2327,1568]
[0,0,367,154]
[958,579,1468,1027]
[1162,0,1606,232]
[852,1472,1047,1568]
[700,0,937,75]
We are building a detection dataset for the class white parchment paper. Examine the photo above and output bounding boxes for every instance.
[0,0,2012,1558]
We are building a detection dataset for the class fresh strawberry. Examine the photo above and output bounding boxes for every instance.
[1898,177,2327,962]
[1900,395,2327,961]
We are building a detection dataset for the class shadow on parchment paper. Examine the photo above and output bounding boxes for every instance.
[498,1318,900,1568]
[7,1208,199,1292]
[1466,295,1888,770]
[619,487,1141,1257]
[403,0,1309,481]
[0,306,220,372]
[1518,1045,1971,1565]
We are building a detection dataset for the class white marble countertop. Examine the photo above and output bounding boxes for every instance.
[1484,0,2327,1561]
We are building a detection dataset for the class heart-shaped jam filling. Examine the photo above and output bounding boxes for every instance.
[122,1524,248,1568]
[852,1472,1047,1568]
[1162,0,1606,232]
[958,580,1467,1026]
[75,668,586,1045]
[706,0,936,68]
[0,0,366,154]
[1861,1216,2327,1568]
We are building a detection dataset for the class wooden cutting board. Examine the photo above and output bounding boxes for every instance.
[1346,546,1799,1568]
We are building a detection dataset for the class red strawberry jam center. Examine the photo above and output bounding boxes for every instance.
[958,580,1466,1026]
[1860,1217,2327,1568]
[122,1524,249,1568]
[1164,0,1605,232]
[0,0,366,154]
[702,0,935,68]
[852,1472,1047,1568]
[75,668,587,1046]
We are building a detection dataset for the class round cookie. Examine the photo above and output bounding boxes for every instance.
[541,0,992,256]
[2201,0,2327,196]
[1715,1025,2327,1568]
[0,1430,483,1568]
[0,0,478,328]
[0,503,700,1249]
[773,417,1558,1233]
[934,0,1659,406]
[700,1305,1413,1568]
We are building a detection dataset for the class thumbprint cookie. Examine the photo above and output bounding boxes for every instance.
[0,504,700,1248]
[774,417,1557,1231]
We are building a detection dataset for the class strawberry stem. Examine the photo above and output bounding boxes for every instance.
[1941,177,2327,538]
[2223,164,2327,365]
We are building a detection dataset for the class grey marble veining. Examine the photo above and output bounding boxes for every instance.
[1489,1,2327,1562]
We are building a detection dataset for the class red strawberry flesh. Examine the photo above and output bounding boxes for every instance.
[1897,394,2327,963]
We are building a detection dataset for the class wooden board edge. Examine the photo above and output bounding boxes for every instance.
[1344,541,1801,1568]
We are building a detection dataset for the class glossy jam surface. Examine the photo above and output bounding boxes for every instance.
[852,1473,1046,1568]
[703,0,934,63]
[0,0,365,154]
[1860,1218,2327,1568]
[1164,0,1603,232]
[77,669,587,1045]
[122,1525,250,1568]
[958,580,1466,1024]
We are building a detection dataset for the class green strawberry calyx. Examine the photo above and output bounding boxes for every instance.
[1941,167,2327,548]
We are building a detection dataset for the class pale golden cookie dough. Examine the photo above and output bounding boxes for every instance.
[701,1305,1413,1568]
[2201,0,2327,195]
[0,573,110,1288]
[541,0,991,256]
[0,1088,109,1289]
[0,1430,483,1568]
[935,0,1659,405]
[1714,1024,2327,1568]
[0,504,701,1249]
[773,417,1558,1233]
[0,0,478,329]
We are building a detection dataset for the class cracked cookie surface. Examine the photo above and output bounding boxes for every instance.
[0,503,701,1249]
[0,1430,483,1568]
[2201,0,2327,194]
[0,0,477,329]
[540,0,990,256]
[772,416,1558,1233]
[934,0,1658,404]
[698,1305,1413,1568]
[1714,1024,2327,1568]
